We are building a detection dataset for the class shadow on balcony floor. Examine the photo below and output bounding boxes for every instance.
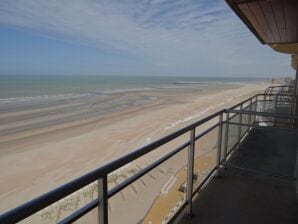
[228,127,298,178]
[177,127,298,224]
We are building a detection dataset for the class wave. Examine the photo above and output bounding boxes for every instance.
[0,87,158,104]
[0,93,93,104]
[164,93,246,130]
[164,108,213,130]
[101,87,156,94]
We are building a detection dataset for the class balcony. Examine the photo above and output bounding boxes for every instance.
[176,119,298,224]
[0,84,297,224]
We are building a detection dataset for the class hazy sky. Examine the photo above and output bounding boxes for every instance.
[0,0,294,77]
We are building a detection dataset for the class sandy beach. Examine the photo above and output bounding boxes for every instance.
[0,81,269,223]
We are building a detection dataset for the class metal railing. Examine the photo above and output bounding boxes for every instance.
[0,88,297,224]
[264,85,295,95]
[224,108,298,181]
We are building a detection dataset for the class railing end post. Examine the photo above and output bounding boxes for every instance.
[98,176,108,224]
[186,128,195,216]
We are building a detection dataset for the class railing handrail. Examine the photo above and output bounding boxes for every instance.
[0,110,225,224]
[258,93,296,97]
[225,93,296,112]
[225,109,298,119]
[264,85,295,93]
[1,87,296,224]
[265,85,294,89]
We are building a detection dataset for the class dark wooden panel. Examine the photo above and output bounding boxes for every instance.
[238,3,269,42]
[247,2,274,43]
[271,0,287,42]
[258,1,281,43]
[296,0,298,42]
[284,0,295,42]
[232,0,261,3]
[227,0,298,44]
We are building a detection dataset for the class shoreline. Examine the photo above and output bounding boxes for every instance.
[0,82,240,148]
[0,82,269,220]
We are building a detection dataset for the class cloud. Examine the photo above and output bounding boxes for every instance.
[0,0,293,76]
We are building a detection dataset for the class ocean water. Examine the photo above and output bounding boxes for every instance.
[0,75,267,99]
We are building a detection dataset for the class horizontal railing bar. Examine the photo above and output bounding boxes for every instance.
[108,140,190,198]
[257,99,296,103]
[228,104,255,121]
[0,109,223,224]
[265,95,295,97]
[255,120,294,125]
[229,103,257,122]
[266,85,293,88]
[230,104,253,117]
[228,122,297,133]
[265,90,294,92]
[229,95,256,110]
[219,92,295,113]
[58,200,98,224]
[225,109,298,119]
[257,93,296,97]
[266,92,295,94]
[229,112,239,121]
[29,124,219,223]
[59,142,190,221]
[264,85,294,91]
[108,123,219,197]
[194,123,219,141]
[52,124,220,223]
[225,164,296,182]
[267,89,294,92]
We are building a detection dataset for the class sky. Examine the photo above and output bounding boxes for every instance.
[0,0,294,77]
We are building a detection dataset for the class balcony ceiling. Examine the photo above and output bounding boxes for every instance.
[226,0,298,45]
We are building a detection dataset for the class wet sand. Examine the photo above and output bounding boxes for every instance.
[0,82,269,223]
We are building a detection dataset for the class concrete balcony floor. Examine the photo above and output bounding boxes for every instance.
[177,127,298,224]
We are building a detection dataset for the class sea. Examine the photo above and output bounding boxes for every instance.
[0,75,267,99]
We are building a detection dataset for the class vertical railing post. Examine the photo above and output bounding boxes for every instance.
[255,96,259,124]
[295,144,298,195]
[98,176,108,224]
[223,112,230,163]
[248,98,252,129]
[292,95,296,128]
[216,113,223,177]
[186,128,195,216]
[292,83,297,127]
[237,104,243,149]
[274,94,278,126]
[294,69,298,128]
[262,94,266,113]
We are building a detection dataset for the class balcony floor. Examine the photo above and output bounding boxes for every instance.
[228,128,298,178]
[177,127,298,224]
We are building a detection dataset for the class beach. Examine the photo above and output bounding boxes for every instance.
[0,81,269,223]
